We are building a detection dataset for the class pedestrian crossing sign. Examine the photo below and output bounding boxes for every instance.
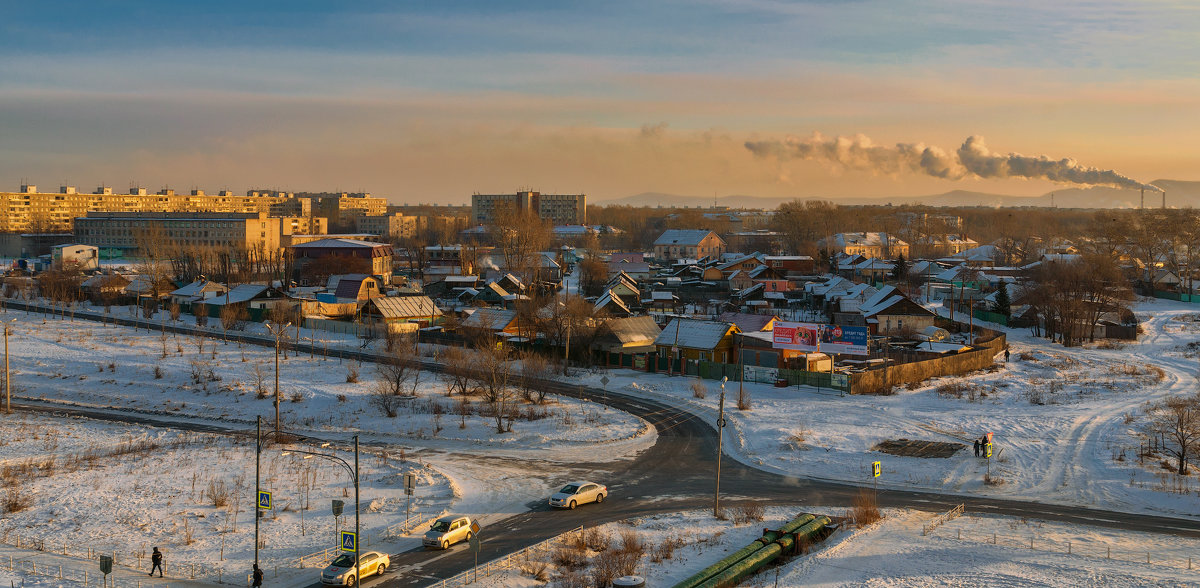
[257,491,272,510]
[341,531,357,552]
[872,461,881,478]
[985,443,993,459]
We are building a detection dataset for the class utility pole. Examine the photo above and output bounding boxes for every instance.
[714,376,728,518]
[264,321,291,435]
[3,319,13,414]
[563,313,571,376]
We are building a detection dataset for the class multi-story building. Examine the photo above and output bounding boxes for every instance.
[471,191,585,225]
[0,184,381,233]
[355,213,420,240]
[299,192,388,224]
[819,232,910,259]
[74,211,282,255]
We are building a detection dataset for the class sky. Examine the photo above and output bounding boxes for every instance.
[2,1,1199,205]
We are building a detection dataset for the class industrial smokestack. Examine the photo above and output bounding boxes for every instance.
[1141,187,1145,209]
[1163,191,1166,209]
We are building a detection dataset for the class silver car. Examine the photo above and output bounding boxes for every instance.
[549,481,608,509]
[320,551,389,587]
[423,515,475,550]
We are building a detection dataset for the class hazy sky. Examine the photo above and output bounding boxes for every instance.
[3,1,1198,204]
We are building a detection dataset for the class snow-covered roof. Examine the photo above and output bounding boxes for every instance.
[654,229,720,247]
[367,296,441,319]
[206,284,268,306]
[171,280,227,298]
[598,315,661,345]
[653,318,738,349]
[859,285,907,318]
[717,312,777,332]
[946,244,998,262]
[460,307,516,330]
[291,238,386,249]
[594,291,631,315]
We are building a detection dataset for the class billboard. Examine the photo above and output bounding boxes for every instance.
[772,322,821,352]
[772,322,869,356]
[819,324,869,356]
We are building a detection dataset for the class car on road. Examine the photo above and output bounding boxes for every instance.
[423,515,475,550]
[320,551,389,586]
[549,481,608,509]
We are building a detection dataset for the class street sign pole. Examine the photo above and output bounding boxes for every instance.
[403,473,415,532]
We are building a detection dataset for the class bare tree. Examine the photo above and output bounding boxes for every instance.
[440,346,476,397]
[473,344,514,433]
[518,351,551,404]
[1144,393,1200,476]
[491,204,551,285]
[375,342,422,398]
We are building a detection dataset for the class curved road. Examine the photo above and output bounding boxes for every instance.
[7,301,1200,587]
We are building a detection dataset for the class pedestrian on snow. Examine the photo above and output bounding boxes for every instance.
[150,547,163,577]
[973,438,980,457]
[252,563,264,587]
[1005,348,1010,363]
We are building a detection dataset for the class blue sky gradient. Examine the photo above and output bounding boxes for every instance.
[2,1,1198,202]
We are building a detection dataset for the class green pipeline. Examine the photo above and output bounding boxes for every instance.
[670,514,817,588]
[693,516,832,588]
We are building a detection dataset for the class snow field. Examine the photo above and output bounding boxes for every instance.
[570,298,1200,518]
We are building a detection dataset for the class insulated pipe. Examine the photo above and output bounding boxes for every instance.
[671,514,816,588]
[694,516,831,588]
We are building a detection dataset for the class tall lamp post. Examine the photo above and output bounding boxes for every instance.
[714,376,728,517]
[282,437,360,587]
[263,321,291,435]
[4,318,14,414]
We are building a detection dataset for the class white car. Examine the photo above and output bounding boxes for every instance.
[320,551,389,586]
[549,481,608,509]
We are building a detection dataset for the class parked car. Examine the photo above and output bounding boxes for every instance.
[549,481,608,509]
[423,515,475,550]
[320,551,389,586]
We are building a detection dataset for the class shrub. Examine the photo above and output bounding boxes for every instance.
[731,503,765,524]
[691,379,706,399]
[849,489,882,525]
[736,387,751,411]
[290,391,305,403]
[2,486,32,514]
[207,478,230,508]
[367,389,402,418]
[549,545,586,570]
[346,363,360,384]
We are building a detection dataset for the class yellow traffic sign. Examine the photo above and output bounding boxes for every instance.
[871,461,881,478]
[985,443,993,459]
[257,491,272,510]
[340,531,357,552]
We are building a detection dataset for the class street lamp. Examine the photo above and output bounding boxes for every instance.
[4,318,14,414]
[280,436,360,588]
[714,376,728,518]
[263,321,291,435]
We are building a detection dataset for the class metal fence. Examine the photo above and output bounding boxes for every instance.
[932,527,1196,571]
[921,504,964,536]
[433,525,584,588]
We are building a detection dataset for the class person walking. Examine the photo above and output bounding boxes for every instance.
[252,563,264,587]
[973,438,980,457]
[1004,348,1010,363]
[150,547,163,577]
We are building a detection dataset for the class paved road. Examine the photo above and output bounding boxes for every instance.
[7,301,1200,588]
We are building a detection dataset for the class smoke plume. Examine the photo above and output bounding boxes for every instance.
[745,133,1160,191]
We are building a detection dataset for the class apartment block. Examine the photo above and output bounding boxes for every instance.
[471,190,585,225]
[74,211,282,255]
[0,184,380,233]
[355,213,420,240]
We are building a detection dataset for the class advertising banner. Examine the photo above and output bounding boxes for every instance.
[818,324,869,356]
[772,322,821,352]
[772,322,869,356]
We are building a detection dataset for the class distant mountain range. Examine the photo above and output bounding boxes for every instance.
[597,179,1200,210]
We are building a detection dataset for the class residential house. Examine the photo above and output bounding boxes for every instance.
[653,229,726,262]
[653,318,740,363]
[858,285,937,335]
[361,295,441,333]
[717,312,778,333]
[593,316,662,365]
[169,280,228,306]
[327,274,384,302]
[459,307,520,335]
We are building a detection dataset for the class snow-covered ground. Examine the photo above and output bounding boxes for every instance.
[571,297,1200,519]
[473,507,1200,587]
